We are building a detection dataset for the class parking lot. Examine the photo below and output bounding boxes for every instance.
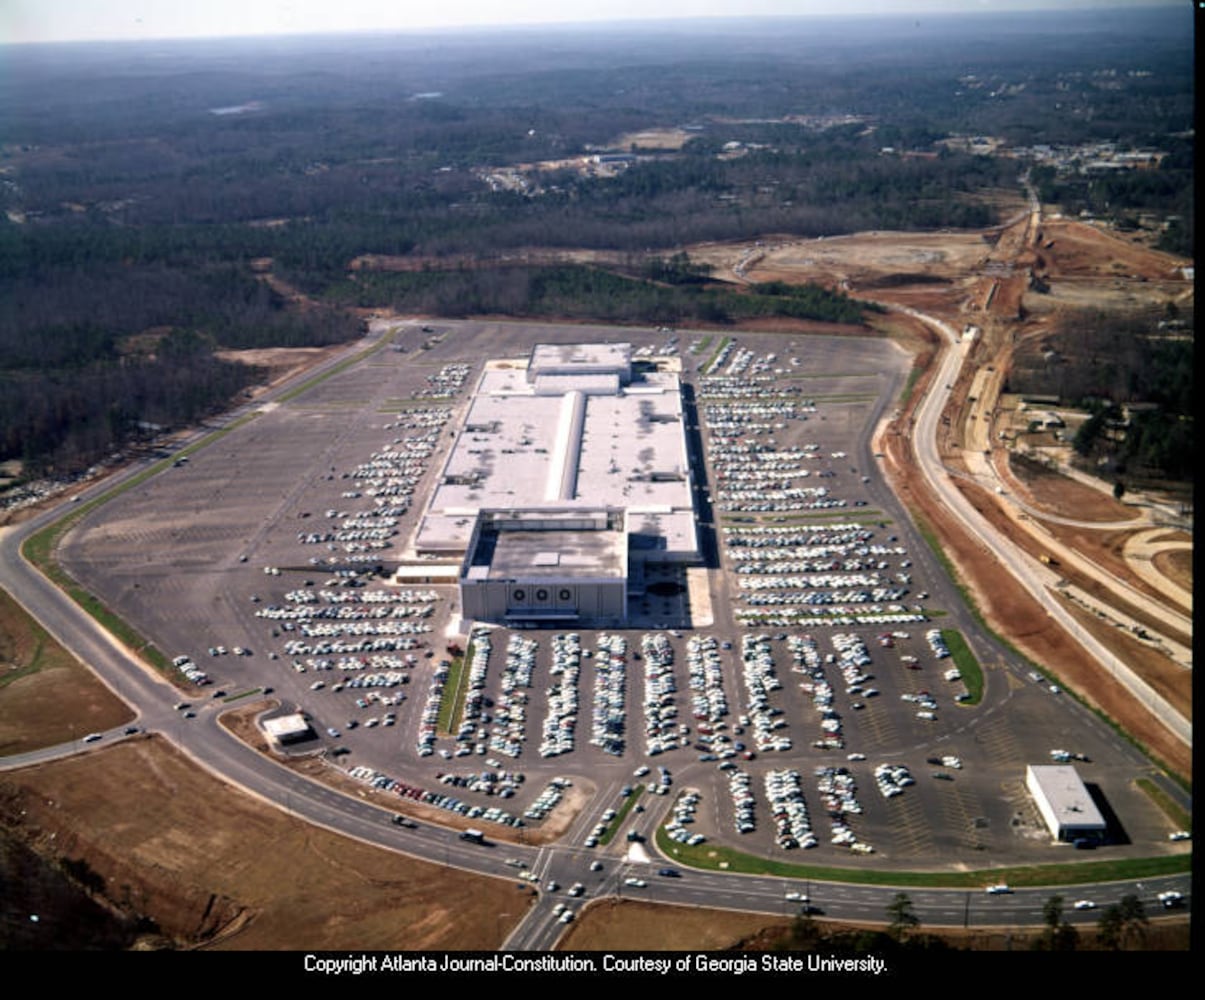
[56,320,1176,869]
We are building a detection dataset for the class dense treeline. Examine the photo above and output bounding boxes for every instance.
[0,224,359,474]
[326,264,872,327]
[2,137,1013,257]
[0,331,260,476]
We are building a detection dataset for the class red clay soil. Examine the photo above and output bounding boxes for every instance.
[881,404,1191,781]
[1036,218,1188,282]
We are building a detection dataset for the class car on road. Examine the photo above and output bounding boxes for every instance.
[785,891,809,902]
[1168,831,1191,842]
[658,868,681,878]
[1073,899,1095,910]
[83,733,103,743]
[985,884,1011,895]
[624,878,647,888]
[589,860,604,872]
[124,726,140,735]
[1158,890,1184,908]
[392,815,417,828]
[568,883,585,897]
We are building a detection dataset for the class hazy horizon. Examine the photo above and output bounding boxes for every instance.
[1,0,1183,46]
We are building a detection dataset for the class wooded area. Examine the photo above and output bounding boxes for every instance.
[0,6,1192,479]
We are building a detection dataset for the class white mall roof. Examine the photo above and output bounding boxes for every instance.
[417,348,696,557]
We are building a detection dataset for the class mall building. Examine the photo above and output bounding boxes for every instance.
[413,342,701,625]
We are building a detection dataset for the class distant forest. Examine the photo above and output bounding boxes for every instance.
[0,6,1193,477]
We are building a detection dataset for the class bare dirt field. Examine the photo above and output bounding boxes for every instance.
[1037,218,1188,283]
[0,588,132,754]
[0,736,530,950]
[611,127,694,150]
[558,898,782,951]
[1025,218,1190,313]
[215,345,346,397]
[1154,544,1191,593]
[1009,458,1135,523]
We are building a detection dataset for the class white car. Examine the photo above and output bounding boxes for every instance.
[624,878,647,888]
[1073,899,1095,910]
[784,891,809,902]
[985,884,1011,895]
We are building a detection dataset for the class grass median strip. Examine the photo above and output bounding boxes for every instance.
[438,649,468,737]
[599,786,645,846]
[655,824,1190,889]
[941,628,983,705]
[702,335,732,374]
[276,337,390,404]
[1135,777,1191,831]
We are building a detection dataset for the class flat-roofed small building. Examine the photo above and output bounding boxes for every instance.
[263,713,314,748]
[1026,764,1107,842]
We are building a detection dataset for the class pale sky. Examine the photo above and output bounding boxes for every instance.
[0,0,1178,45]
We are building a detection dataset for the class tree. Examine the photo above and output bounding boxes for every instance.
[886,891,920,943]
[1116,894,1148,948]
[1098,894,1148,950]
[1036,894,1079,951]
[1097,906,1124,951]
[779,910,823,951]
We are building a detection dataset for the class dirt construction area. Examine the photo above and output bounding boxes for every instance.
[0,736,531,950]
[688,212,1192,780]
